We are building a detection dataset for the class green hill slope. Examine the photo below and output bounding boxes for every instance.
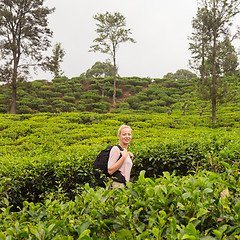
[0,75,239,114]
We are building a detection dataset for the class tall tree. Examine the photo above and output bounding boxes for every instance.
[189,0,240,123]
[0,0,54,114]
[90,11,136,106]
[45,42,65,78]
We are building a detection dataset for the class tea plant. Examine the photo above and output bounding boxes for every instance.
[0,112,240,209]
[0,169,239,239]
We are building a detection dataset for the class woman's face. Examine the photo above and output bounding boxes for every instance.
[119,127,132,145]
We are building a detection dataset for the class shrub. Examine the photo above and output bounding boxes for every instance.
[0,169,239,239]
[117,102,130,109]
[17,105,32,114]
[63,95,75,103]
[0,104,8,113]
[0,112,240,212]
[106,88,122,98]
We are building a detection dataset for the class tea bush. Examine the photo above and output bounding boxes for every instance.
[0,169,239,239]
[0,112,240,210]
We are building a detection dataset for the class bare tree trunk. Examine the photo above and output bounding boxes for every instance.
[212,0,217,123]
[113,49,116,106]
[196,106,204,116]
[10,58,18,114]
[212,83,217,123]
[179,100,188,115]
[201,41,205,83]
[212,41,217,123]
[200,25,206,83]
[9,83,17,114]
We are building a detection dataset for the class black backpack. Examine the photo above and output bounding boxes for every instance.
[93,145,126,187]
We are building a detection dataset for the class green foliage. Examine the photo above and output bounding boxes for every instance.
[44,42,65,78]
[0,0,54,114]
[0,169,239,239]
[89,11,136,105]
[0,112,240,211]
[163,69,197,80]
[126,78,195,113]
[0,72,239,116]
[189,0,240,122]
[84,60,114,78]
[89,11,136,54]
[0,111,240,238]
[0,76,154,114]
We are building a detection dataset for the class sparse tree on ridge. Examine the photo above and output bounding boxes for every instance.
[90,11,136,106]
[164,69,197,80]
[189,0,240,123]
[0,0,54,114]
[85,60,115,78]
[45,42,65,79]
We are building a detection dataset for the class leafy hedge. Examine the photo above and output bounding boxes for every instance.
[0,112,240,210]
[0,167,239,239]
[0,76,151,114]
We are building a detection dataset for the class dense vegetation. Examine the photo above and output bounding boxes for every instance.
[1,169,239,239]
[1,0,240,236]
[1,73,239,115]
[0,76,150,114]
[0,111,239,238]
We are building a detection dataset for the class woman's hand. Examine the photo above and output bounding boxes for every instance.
[120,148,129,159]
[128,151,134,161]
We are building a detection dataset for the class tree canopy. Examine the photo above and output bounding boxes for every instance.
[44,42,65,79]
[90,11,136,106]
[163,69,197,80]
[189,0,240,123]
[85,60,114,78]
[0,0,54,113]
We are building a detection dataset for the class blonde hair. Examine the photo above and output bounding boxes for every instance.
[118,124,132,136]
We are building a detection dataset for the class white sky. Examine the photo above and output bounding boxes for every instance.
[31,0,198,81]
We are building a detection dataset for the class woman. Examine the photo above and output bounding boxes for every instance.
[107,124,134,189]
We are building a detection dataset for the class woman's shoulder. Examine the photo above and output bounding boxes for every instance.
[111,145,121,152]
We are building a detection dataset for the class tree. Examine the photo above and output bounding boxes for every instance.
[0,0,54,114]
[179,98,190,115]
[85,60,114,78]
[45,42,65,78]
[90,11,136,106]
[217,37,239,76]
[194,100,208,116]
[166,105,173,116]
[189,0,240,123]
[163,69,197,80]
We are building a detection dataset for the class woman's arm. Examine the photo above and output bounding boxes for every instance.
[108,148,128,175]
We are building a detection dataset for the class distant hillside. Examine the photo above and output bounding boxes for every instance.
[0,75,239,114]
[0,76,150,114]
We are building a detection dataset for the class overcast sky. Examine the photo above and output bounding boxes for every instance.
[32,0,198,81]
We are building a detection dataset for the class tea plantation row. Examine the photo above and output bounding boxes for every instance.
[0,169,239,239]
[0,112,240,239]
[0,112,239,210]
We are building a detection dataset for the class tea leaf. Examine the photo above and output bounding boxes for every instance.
[203,188,213,194]
[197,208,209,218]
[117,229,133,240]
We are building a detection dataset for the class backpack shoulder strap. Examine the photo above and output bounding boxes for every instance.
[115,145,123,160]
[116,144,123,151]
